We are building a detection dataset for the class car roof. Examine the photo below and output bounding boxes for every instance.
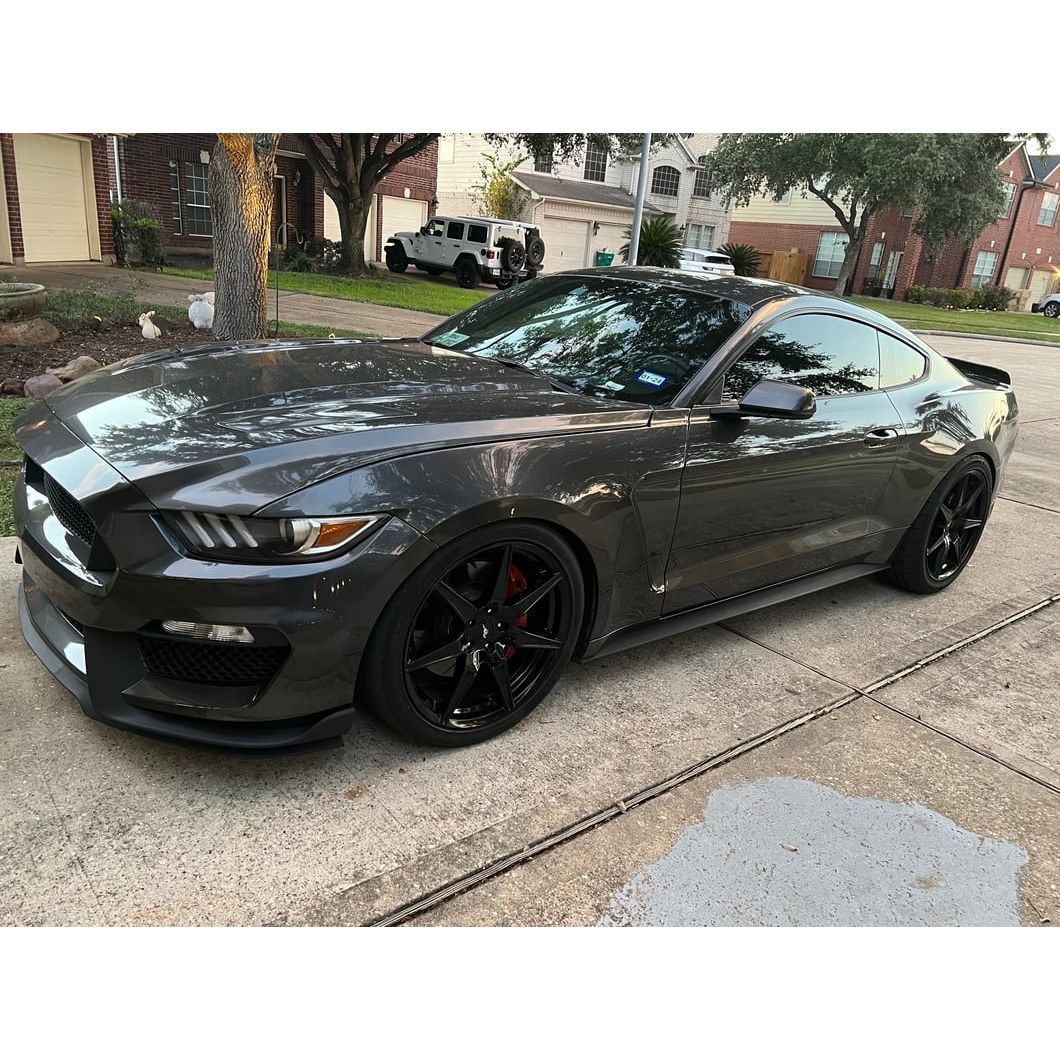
[453,215,526,226]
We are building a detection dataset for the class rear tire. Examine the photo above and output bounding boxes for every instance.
[385,244,408,273]
[887,455,992,594]
[360,522,584,747]
[495,274,516,290]
[455,257,480,289]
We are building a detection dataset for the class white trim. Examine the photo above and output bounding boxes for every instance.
[276,149,306,159]
[0,147,12,264]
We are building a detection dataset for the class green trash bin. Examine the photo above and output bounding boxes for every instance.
[594,251,615,267]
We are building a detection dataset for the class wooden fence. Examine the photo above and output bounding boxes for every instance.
[755,248,808,285]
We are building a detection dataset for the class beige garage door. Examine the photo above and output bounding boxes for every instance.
[13,134,93,262]
[323,194,376,260]
[541,217,589,272]
[1029,267,1057,304]
[590,222,627,265]
[380,196,428,247]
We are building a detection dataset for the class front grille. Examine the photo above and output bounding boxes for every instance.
[44,473,96,546]
[139,636,289,687]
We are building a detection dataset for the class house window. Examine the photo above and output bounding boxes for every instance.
[533,144,553,173]
[651,165,680,197]
[169,163,182,235]
[812,231,849,278]
[970,250,999,289]
[184,161,212,237]
[693,156,712,198]
[1038,192,1058,227]
[685,224,715,250]
[901,205,915,217]
[999,182,1016,218]
[867,241,885,280]
[583,142,607,182]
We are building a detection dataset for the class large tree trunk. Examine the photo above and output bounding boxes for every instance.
[331,192,371,274]
[210,134,280,339]
[833,213,871,295]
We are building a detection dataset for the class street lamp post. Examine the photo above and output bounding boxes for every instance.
[628,133,652,266]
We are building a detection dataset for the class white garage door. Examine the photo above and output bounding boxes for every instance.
[590,222,627,265]
[380,196,428,247]
[323,194,376,260]
[541,217,589,272]
[13,134,94,262]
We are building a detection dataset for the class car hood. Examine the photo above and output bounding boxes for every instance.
[27,338,650,512]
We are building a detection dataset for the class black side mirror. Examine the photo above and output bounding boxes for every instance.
[714,379,816,420]
[419,226,429,236]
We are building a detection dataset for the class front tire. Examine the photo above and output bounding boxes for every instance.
[888,455,992,593]
[385,244,408,273]
[1044,301,1060,319]
[360,522,584,747]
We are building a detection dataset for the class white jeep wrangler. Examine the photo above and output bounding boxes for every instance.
[1032,292,1060,318]
[384,215,546,289]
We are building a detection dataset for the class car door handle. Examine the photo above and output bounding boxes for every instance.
[864,427,899,447]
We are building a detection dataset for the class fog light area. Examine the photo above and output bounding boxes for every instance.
[160,621,255,644]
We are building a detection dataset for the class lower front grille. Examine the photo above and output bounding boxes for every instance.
[43,472,97,547]
[139,636,289,687]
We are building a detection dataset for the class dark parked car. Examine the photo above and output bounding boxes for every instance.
[12,270,1018,751]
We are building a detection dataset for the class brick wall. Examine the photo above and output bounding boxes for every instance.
[118,134,322,257]
[0,134,23,260]
[727,219,842,290]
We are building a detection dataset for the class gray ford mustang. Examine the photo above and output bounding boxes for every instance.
[12,269,1018,751]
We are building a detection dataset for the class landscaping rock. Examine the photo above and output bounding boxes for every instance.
[50,355,102,382]
[0,317,60,347]
[24,373,64,398]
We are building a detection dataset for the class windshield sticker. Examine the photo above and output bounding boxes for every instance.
[636,370,668,388]
[433,330,469,346]
[602,380,625,391]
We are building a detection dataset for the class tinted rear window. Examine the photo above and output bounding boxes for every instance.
[467,224,488,243]
[878,331,928,387]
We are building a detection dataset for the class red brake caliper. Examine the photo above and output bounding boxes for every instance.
[505,563,529,658]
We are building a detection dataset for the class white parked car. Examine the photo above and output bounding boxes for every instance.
[1032,292,1060,318]
[679,247,736,276]
[385,215,546,289]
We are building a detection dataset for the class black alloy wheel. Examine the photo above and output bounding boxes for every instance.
[923,466,989,581]
[495,274,516,289]
[362,524,583,746]
[889,455,992,593]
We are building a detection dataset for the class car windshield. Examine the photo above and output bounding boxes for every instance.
[423,275,751,405]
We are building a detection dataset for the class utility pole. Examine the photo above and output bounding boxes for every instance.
[628,133,652,266]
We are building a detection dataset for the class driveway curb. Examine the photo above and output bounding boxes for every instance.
[912,328,1060,349]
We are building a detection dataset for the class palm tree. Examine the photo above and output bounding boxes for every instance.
[718,242,763,278]
[619,216,683,268]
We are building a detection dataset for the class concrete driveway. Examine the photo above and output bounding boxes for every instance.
[0,335,1056,926]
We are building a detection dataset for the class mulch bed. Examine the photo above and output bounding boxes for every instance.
[1,315,199,392]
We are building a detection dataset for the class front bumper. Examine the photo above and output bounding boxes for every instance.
[13,449,435,751]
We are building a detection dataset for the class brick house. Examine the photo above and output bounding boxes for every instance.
[116,134,438,264]
[1,133,438,266]
[727,141,1060,309]
[1,133,115,265]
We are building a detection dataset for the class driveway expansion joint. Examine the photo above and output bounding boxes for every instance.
[363,592,1058,926]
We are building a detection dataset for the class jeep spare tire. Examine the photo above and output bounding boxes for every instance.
[499,238,526,273]
[525,235,546,268]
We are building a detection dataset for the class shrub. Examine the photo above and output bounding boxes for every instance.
[903,284,1015,311]
[43,288,155,331]
[718,242,763,278]
[112,199,164,268]
[619,216,683,267]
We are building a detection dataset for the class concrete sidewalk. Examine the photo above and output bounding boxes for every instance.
[9,263,444,338]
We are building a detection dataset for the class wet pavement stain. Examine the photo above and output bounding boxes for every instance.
[598,777,1029,926]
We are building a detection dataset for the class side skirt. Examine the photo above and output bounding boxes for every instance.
[583,563,888,660]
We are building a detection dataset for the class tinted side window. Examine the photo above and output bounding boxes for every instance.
[447,221,465,240]
[878,331,928,388]
[467,223,488,243]
[726,313,880,400]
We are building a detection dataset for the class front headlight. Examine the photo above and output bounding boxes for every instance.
[163,511,383,562]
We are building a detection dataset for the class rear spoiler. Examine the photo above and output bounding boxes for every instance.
[945,357,1011,388]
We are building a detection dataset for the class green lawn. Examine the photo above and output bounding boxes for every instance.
[163,266,487,317]
[1,399,31,536]
[851,297,1060,344]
